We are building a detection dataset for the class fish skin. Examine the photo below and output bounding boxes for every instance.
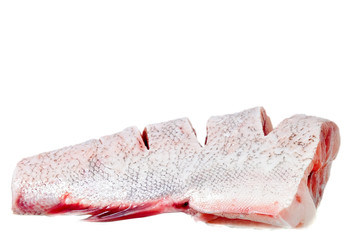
[12,107,340,227]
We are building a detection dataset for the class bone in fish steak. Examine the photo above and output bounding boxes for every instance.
[12,107,340,227]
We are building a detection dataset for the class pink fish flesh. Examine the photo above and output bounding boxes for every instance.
[12,107,340,227]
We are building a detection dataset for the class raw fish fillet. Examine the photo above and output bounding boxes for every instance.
[12,107,340,227]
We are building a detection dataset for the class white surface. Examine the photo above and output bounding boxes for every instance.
[0,0,359,239]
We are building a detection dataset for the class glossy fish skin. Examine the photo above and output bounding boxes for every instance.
[12,107,340,227]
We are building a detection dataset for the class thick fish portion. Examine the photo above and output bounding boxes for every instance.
[12,107,340,227]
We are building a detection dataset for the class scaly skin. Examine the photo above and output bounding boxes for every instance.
[12,107,340,227]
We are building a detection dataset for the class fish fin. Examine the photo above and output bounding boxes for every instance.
[85,201,166,222]
[46,193,169,221]
[47,201,166,222]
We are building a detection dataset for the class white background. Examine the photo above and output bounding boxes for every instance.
[0,1,359,239]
